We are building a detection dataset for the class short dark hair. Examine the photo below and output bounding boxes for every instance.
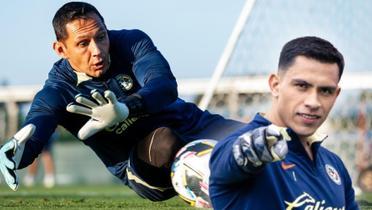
[278,36,344,79]
[52,2,105,41]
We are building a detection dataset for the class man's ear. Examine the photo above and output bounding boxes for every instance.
[53,41,67,59]
[336,86,341,97]
[268,73,280,97]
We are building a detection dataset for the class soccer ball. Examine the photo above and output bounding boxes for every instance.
[171,139,217,208]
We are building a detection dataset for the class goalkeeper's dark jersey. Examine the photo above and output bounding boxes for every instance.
[19,29,243,179]
[209,113,359,210]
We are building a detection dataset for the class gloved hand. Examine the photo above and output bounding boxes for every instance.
[66,89,129,140]
[0,124,35,191]
[233,124,290,169]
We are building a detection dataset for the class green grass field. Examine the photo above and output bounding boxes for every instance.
[0,184,371,210]
[0,185,200,210]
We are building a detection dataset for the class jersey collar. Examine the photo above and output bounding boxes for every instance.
[63,60,93,86]
[75,71,93,86]
[256,113,327,145]
[254,113,328,158]
[305,132,328,145]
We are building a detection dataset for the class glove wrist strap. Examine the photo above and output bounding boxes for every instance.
[123,94,145,117]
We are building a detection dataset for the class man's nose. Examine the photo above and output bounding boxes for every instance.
[304,90,321,109]
[90,40,101,57]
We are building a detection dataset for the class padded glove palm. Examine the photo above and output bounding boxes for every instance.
[0,124,35,191]
[67,90,129,140]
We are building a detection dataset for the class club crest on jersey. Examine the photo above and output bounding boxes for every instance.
[115,74,133,91]
[325,164,341,185]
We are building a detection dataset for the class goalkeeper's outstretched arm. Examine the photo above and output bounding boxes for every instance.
[209,124,289,185]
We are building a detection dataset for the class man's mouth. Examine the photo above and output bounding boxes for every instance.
[297,113,322,125]
[298,113,320,119]
[92,60,104,70]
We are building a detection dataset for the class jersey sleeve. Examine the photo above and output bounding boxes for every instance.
[17,87,65,169]
[126,30,178,113]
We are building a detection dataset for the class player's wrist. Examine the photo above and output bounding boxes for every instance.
[123,94,145,117]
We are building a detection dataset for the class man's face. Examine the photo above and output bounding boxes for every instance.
[53,13,110,77]
[269,56,341,138]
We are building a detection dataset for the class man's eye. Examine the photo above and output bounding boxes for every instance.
[78,41,89,47]
[97,34,106,41]
[321,88,334,96]
[295,83,308,89]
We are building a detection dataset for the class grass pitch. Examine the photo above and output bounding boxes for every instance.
[0,185,198,210]
[0,184,371,209]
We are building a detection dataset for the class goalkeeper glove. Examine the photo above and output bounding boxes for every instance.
[0,124,35,191]
[66,89,129,140]
[233,124,290,170]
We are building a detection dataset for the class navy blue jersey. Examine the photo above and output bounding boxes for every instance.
[209,113,359,210]
[20,29,244,179]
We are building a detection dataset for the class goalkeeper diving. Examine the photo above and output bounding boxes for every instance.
[0,1,244,201]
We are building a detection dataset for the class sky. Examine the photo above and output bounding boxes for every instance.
[0,0,245,85]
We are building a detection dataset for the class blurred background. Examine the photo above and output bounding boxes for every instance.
[0,0,371,194]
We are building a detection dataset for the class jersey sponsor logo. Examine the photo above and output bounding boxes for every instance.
[106,117,138,134]
[284,192,345,210]
[325,164,341,185]
[115,74,134,91]
[281,161,296,170]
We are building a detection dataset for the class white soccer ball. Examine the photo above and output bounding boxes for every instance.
[171,139,217,208]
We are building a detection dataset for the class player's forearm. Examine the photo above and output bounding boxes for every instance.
[18,116,58,168]
[133,75,177,114]
[132,45,178,113]
[119,77,177,116]
[211,125,289,185]
[17,134,54,169]
[17,137,44,169]
[210,137,262,185]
